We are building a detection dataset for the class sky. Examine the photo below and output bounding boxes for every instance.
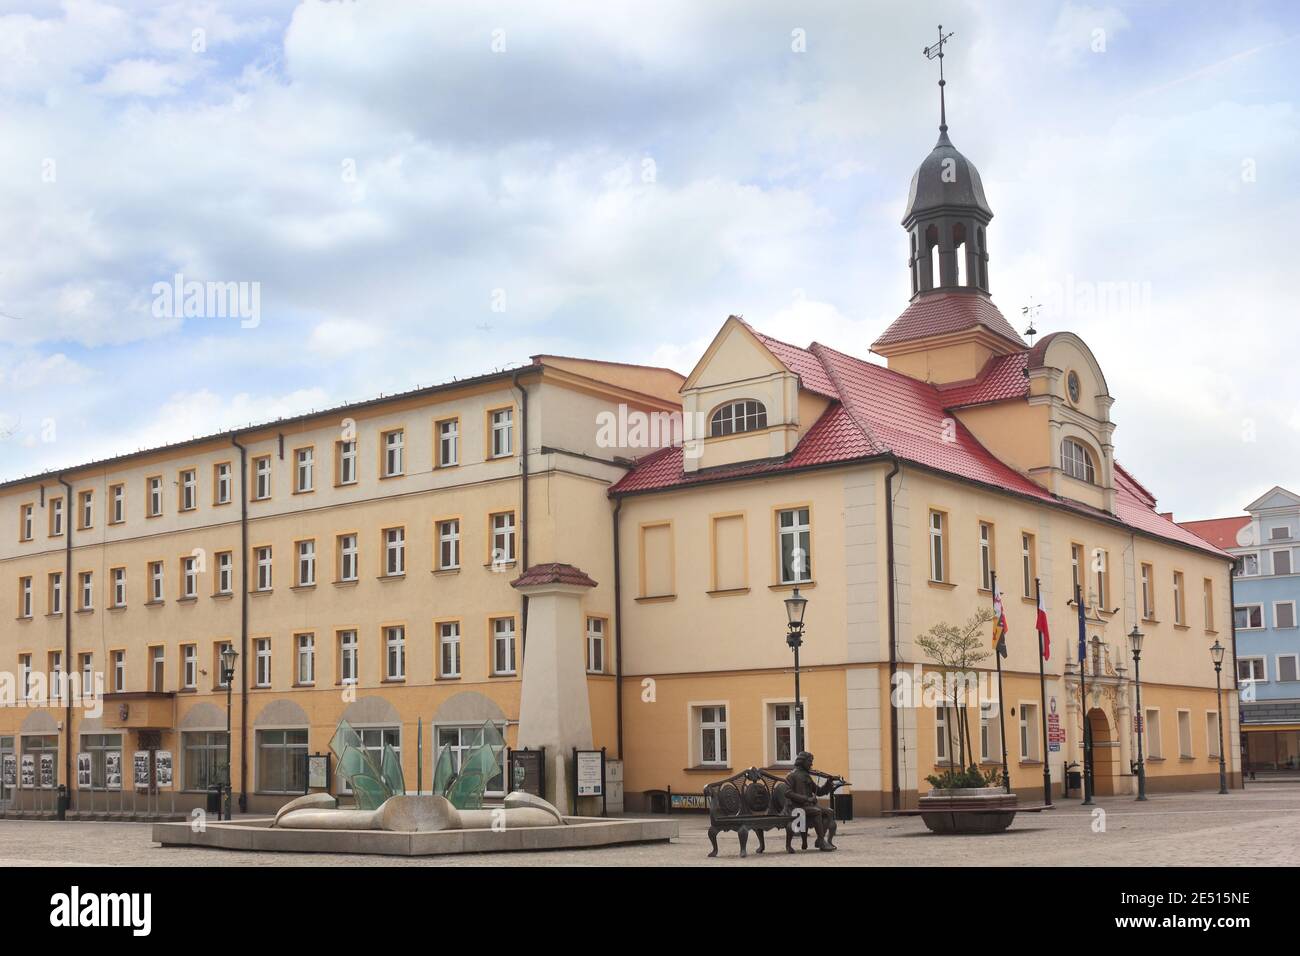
[0,0,1296,520]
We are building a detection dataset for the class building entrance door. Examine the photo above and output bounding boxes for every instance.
[1088,708,1117,796]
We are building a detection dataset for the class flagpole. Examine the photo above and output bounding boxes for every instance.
[1077,583,1094,806]
[1035,577,1052,807]
[992,572,1010,794]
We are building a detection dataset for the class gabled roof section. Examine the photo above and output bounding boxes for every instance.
[1244,485,1300,513]
[938,352,1030,409]
[1177,516,1250,551]
[871,292,1025,352]
[741,321,840,399]
[679,315,786,393]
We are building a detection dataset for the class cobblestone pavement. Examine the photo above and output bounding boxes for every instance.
[1,784,1298,866]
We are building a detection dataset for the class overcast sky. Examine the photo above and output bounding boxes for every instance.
[0,0,1296,520]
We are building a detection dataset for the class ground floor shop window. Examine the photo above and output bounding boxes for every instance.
[340,726,401,795]
[183,732,229,792]
[256,729,308,794]
[23,735,58,788]
[1246,730,1300,772]
[80,734,123,790]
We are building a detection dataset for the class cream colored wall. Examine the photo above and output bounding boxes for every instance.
[953,402,1050,480]
[886,339,993,384]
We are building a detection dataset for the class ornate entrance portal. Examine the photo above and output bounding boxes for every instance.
[1088,708,1117,796]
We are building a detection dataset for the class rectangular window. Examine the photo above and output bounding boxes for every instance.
[112,567,126,607]
[296,633,315,685]
[339,727,402,795]
[1275,601,1298,629]
[1019,703,1040,760]
[338,534,358,582]
[19,654,32,700]
[1070,543,1083,602]
[710,513,747,592]
[438,418,459,467]
[49,651,62,701]
[779,507,813,584]
[20,576,32,618]
[1235,604,1264,630]
[385,625,406,680]
[256,729,307,794]
[490,512,516,567]
[698,705,728,766]
[928,510,946,583]
[149,561,164,603]
[1277,655,1299,683]
[253,456,271,500]
[215,642,233,688]
[1145,709,1163,759]
[1274,550,1293,576]
[339,630,358,684]
[80,733,123,791]
[439,621,461,679]
[49,572,63,615]
[112,650,125,692]
[586,617,605,674]
[50,497,64,536]
[490,408,513,458]
[382,429,404,477]
[936,706,949,762]
[216,552,233,595]
[20,503,34,541]
[183,731,228,792]
[179,469,197,511]
[296,539,316,587]
[1237,657,1266,682]
[79,571,93,610]
[1173,571,1185,625]
[148,477,163,517]
[150,646,165,692]
[1203,579,1215,631]
[182,556,198,599]
[337,440,357,485]
[772,703,796,765]
[1177,710,1193,757]
[214,463,232,505]
[438,519,460,570]
[294,447,314,493]
[79,490,94,530]
[255,546,273,591]
[110,484,125,523]
[978,521,993,591]
[436,725,505,796]
[1239,553,1259,576]
[182,645,197,690]
[491,617,516,675]
[1094,549,1110,611]
[255,637,271,687]
[1141,563,1154,619]
[1206,712,1221,758]
[384,527,405,576]
[980,702,1000,763]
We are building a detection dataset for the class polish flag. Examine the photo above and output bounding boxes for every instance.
[1036,588,1051,660]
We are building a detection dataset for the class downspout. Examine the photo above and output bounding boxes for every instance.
[512,370,531,651]
[884,456,901,811]
[57,476,73,801]
[231,435,249,813]
[613,497,624,759]
[1229,561,1241,784]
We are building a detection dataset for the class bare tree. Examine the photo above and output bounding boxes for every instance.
[916,607,996,769]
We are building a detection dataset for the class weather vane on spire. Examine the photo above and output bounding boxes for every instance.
[923,25,955,134]
[1022,299,1042,346]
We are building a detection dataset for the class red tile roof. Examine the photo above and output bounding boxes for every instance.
[511,563,598,589]
[611,323,1230,559]
[1176,516,1249,550]
[937,352,1030,408]
[871,293,1025,351]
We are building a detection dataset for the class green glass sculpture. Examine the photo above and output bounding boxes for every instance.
[330,719,406,810]
[433,721,505,809]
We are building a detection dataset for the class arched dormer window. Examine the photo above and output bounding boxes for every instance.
[1060,438,1097,484]
[710,399,768,437]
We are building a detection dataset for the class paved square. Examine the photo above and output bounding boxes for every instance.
[1,785,1297,866]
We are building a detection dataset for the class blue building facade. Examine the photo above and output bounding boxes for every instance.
[1182,487,1300,774]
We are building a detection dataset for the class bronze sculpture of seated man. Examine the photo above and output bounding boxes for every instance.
[783,751,840,851]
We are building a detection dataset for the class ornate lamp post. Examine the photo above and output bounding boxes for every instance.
[220,644,239,821]
[1210,640,1228,795]
[1129,625,1147,801]
[785,587,808,753]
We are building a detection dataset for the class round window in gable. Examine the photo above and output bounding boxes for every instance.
[1066,370,1081,404]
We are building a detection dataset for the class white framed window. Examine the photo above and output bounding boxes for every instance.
[383,430,404,477]
[256,729,307,794]
[586,617,605,673]
[1277,654,1299,683]
[215,641,233,688]
[1021,532,1035,598]
[1207,712,1221,758]
[180,469,197,511]
[296,633,315,685]
[183,645,197,690]
[1144,709,1163,759]
[1237,657,1266,682]
[1177,710,1193,757]
[338,534,358,582]
[978,521,993,591]
[255,638,272,687]
[385,625,405,680]
[709,399,767,437]
[438,419,459,467]
[149,561,163,602]
[294,447,314,493]
[697,705,728,766]
[20,653,33,699]
[111,484,125,523]
[20,503,33,540]
[150,646,165,692]
[50,496,64,535]
[980,701,1000,763]
[215,463,232,505]
[79,571,93,610]
[49,651,62,701]
[1271,524,1293,541]
[439,621,461,678]
[1070,543,1083,599]
[255,546,273,591]
[296,539,316,587]
[384,527,405,576]
[1060,438,1096,483]
[1141,563,1154,619]
[112,568,126,607]
[491,617,516,675]
[338,440,357,485]
[435,724,506,796]
[112,650,125,692]
[771,702,796,765]
[80,653,92,691]
[80,491,93,529]
[1238,553,1259,576]
[49,572,63,615]
[20,576,32,618]
[217,552,233,595]
[338,727,401,795]
[338,630,358,684]
[148,477,163,517]
[1095,549,1109,611]
[1172,571,1185,625]
[490,512,516,566]
[778,507,812,584]
[438,519,461,570]
[1234,604,1264,630]
[253,456,271,500]
[936,705,949,762]
[490,408,513,458]
[1019,702,1040,760]
[1273,550,1293,576]
[182,556,198,599]
[928,510,945,583]
[1275,601,1297,629]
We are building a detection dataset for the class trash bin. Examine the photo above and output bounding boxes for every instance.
[1066,769,1082,792]
[646,789,669,814]
[56,784,69,820]
[206,787,222,815]
[833,792,853,822]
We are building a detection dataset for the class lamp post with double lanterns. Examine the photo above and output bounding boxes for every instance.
[785,587,808,753]
[220,644,238,821]
[1129,625,1147,801]
[1211,640,1229,795]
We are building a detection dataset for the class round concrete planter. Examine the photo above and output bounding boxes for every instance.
[918,786,1018,834]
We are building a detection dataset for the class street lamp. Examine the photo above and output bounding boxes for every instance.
[1129,625,1147,801]
[1210,640,1228,795]
[220,644,239,821]
[785,587,808,754]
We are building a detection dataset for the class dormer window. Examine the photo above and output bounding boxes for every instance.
[1061,438,1096,484]
[709,400,767,437]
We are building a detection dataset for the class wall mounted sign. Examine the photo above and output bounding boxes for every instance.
[133,751,151,790]
[105,752,122,791]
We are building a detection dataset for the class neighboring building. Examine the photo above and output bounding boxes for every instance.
[1181,487,1300,774]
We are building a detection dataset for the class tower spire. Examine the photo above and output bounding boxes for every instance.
[923,25,955,137]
